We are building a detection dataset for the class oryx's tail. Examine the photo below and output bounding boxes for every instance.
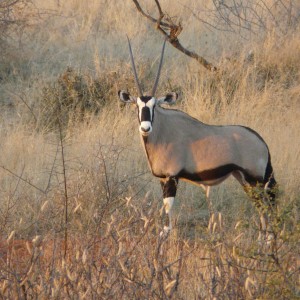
[264,152,277,206]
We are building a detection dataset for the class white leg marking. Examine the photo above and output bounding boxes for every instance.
[160,197,174,237]
[163,197,174,215]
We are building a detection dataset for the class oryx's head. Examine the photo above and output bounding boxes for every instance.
[118,91,178,136]
[118,37,178,137]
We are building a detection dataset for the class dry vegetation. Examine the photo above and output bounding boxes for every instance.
[0,0,299,299]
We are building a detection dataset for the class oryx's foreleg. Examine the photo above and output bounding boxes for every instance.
[160,177,178,236]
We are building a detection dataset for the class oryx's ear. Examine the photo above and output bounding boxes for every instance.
[157,92,178,105]
[118,90,137,103]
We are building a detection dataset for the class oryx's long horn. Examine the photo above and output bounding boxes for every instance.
[127,36,143,96]
[151,38,167,96]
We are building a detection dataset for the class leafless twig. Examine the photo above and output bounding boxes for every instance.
[0,165,46,194]
[131,0,217,71]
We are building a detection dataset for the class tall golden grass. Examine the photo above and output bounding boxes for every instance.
[0,0,299,298]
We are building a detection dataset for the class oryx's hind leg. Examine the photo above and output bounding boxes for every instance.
[233,168,277,246]
[262,164,278,245]
[200,184,213,215]
[200,185,210,199]
[253,161,278,245]
[159,177,178,237]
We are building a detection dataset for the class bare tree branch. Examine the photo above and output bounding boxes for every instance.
[0,165,46,194]
[192,0,299,38]
[132,0,217,71]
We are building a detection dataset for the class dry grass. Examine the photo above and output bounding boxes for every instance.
[0,0,299,299]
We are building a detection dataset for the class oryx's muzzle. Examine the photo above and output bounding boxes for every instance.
[140,121,152,135]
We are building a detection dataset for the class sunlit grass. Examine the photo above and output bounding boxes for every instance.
[0,0,299,298]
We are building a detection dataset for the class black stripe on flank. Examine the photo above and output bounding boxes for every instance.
[178,164,262,185]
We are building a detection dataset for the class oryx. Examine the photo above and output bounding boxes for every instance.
[118,38,277,240]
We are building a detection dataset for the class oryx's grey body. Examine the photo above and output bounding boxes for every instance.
[142,105,270,187]
[119,37,277,240]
